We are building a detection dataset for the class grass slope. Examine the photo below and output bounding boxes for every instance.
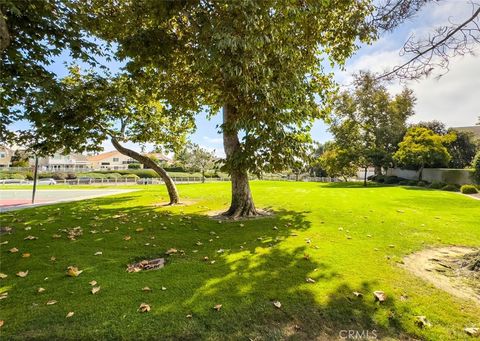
[0,181,479,340]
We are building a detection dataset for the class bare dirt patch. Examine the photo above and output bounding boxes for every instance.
[402,246,480,305]
[206,208,275,221]
[152,199,197,207]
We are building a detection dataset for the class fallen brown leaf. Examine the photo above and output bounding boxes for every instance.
[213,304,222,311]
[373,291,386,302]
[89,280,97,286]
[0,320,3,328]
[94,251,102,256]
[142,287,152,292]
[353,291,363,297]
[24,235,38,240]
[66,266,83,277]
[66,311,74,318]
[138,303,151,312]
[91,286,101,294]
[0,292,8,300]
[0,273,7,279]
[9,247,18,253]
[306,277,315,283]
[124,235,131,241]
[414,316,431,328]
[22,253,31,258]
[38,287,45,293]
[273,301,282,309]
[464,327,479,337]
[46,300,57,305]
[165,248,178,255]
[16,270,28,278]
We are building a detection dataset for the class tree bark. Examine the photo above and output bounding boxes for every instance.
[111,137,179,204]
[418,164,424,181]
[0,9,10,52]
[363,167,368,187]
[222,104,259,218]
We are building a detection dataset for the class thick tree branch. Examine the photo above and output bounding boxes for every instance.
[0,9,10,52]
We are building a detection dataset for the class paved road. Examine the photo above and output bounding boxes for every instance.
[0,189,137,212]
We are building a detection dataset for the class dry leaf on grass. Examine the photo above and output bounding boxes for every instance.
[0,292,8,300]
[91,286,101,294]
[165,248,178,255]
[89,280,97,286]
[50,256,56,262]
[142,287,152,292]
[16,270,28,278]
[123,235,131,241]
[306,278,315,283]
[46,300,57,305]
[353,291,363,297]
[414,316,431,328]
[66,266,83,277]
[464,328,479,337]
[373,291,386,302]
[94,251,102,256]
[0,273,7,279]
[273,301,282,309]
[213,304,222,311]
[22,253,31,258]
[66,312,74,318]
[9,247,18,253]
[138,303,150,313]
[0,320,3,328]
[38,287,45,293]
[136,228,144,232]
[186,314,192,318]
[24,235,38,240]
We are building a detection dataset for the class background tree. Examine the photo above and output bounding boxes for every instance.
[393,127,455,180]
[84,0,374,218]
[10,150,30,168]
[412,121,477,168]
[28,68,195,204]
[330,72,415,176]
[0,0,99,145]
[473,151,480,184]
[319,145,358,182]
[176,143,217,183]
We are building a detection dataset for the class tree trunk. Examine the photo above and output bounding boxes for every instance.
[418,164,424,181]
[374,165,382,176]
[111,137,179,204]
[222,104,259,218]
[363,167,368,187]
[0,10,10,52]
[201,170,205,183]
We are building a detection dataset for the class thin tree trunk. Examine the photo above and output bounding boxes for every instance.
[111,137,179,204]
[363,167,368,187]
[202,169,205,183]
[222,104,258,218]
[374,165,382,176]
[418,164,424,181]
[0,10,10,52]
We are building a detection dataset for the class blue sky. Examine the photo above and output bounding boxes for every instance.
[13,1,480,155]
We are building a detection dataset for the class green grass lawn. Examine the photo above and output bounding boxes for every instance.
[1,181,479,340]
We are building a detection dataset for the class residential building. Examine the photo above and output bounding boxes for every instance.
[88,151,138,170]
[0,145,13,168]
[36,152,91,171]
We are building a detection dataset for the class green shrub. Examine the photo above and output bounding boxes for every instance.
[375,175,386,183]
[120,174,139,178]
[428,181,446,189]
[66,172,77,179]
[407,180,418,186]
[105,173,121,179]
[77,172,106,179]
[417,180,428,187]
[473,151,480,185]
[52,172,67,180]
[398,179,410,185]
[1,173,26,180]
[460,185,478,194]
[128,163,142,169]
[384,176,403,184]
[441,184,459,192]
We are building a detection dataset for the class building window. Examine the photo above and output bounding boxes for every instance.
[101,162,110,165]
[113,158,119,162]
[0,152,5,158]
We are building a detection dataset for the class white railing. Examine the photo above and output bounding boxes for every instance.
[0,175,342,186]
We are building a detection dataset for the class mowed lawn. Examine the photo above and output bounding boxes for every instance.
[0,181,479,340]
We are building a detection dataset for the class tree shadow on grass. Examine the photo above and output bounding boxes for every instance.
[1,194,418,340]
[319,182,386,189]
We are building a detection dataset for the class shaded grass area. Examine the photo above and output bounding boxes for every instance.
[0,181,479,340]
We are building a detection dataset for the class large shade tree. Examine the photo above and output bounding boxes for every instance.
[83,0,374,218]
[0,0,99,145]
[28,68,195,204]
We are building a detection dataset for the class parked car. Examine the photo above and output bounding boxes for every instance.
[38,178,57,185]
